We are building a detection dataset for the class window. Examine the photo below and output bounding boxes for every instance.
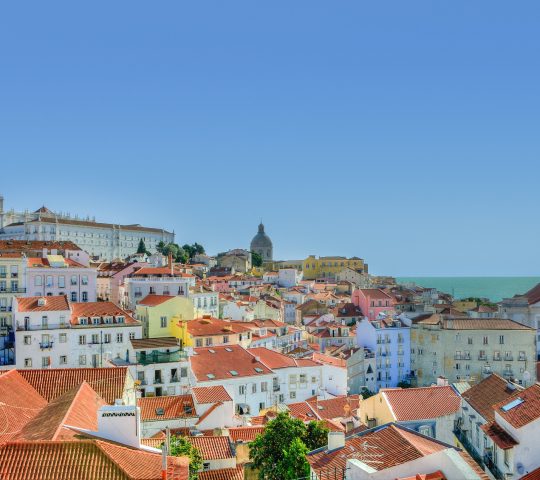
[117,333,123,343]
[259,402,265,411]
[42,357,50,368]
[252,384,257,394]
[34,276,43,286]
[261,381,268,392]
[290,391,296,399]
[79,335,86,345]
[71,292,77,302]
[483,336,489,345]
[468,337,473,345]
[24,358,32,367]
[59,333,67,343]
[160,316,167,328]
[46,276,53,287]
[82,275,88,285]
[41,316,48,328]
[104,334,111,344]
[196,339,203,347]
[205,337,213,346]
[24,335,31,345]
[60,355,67,365]
[239,385,246,395]
[129,332,136,340]
[180,367,188,377]
[499,335,505,344]
[82,292,88,302]
[71,276,78,286]
[79,355,87,365]
[299,374,307,385]
[311,376,317,383]
[58,276,65,288]
[223,335,229,344]
[91,334,99,344]
[418,425,432,437]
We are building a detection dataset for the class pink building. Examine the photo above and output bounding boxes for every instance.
[26,254,97,302]
[97,261,146,304]
[352,288,395,320]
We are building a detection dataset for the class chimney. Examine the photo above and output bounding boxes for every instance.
[327,431,345,451]
[96,405,141,448]
[169,252,173,274]
[437,376,449,387]
[42,247,48,258]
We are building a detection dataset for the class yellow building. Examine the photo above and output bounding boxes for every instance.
[302,256,367,280]
[135,294,195,339]
[452,300,478,313]
[254,298,282,321]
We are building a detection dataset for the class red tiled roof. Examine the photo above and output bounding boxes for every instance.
[190,345,273,381]
[0,440,189,480]
[0,240,82,252]
[198,466,244,480]
[249,347,319,369]
[17,295,70,312]
[18,367,129,404]
[306,396,360,420]
[196,402,223,425]
[138,295,177,307]
[492,383,540,428]
[287,401,320,421]
[308,424,446,477]
[359,288,392,300]
[397,472,446,480]
[138,395,196,421]
[70,302,139,325]
[27,256,87,268]
[440,318,534,331]
[186,318,251,336]
[228,426,265,443]
[189,436,234,460]
[524,283,540,306]
[191,386,232,404]
[16,381,106,441]
[132,267,193,278]
[462,374,521,423]
[382,386,461,421]
[0,370,48,442]
[522,467,540,480]
[480,422,518,450]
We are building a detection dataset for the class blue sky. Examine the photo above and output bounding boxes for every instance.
[1,1,539,276]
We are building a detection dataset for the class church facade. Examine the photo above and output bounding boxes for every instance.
[250,222,273,262]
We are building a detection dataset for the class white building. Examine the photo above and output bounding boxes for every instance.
[189,285,219,318]
[278,268,302,288]
[0,197,174,261]
[14,296,142,369]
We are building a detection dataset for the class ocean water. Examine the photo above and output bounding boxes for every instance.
[396,277,540,303]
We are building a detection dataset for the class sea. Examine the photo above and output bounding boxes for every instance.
[396,277,540,303]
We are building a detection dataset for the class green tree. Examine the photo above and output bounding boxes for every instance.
[251,251,263,267]
[249,412,309,480]
[397,380,411,389]
[167,436,203,480]
[304,421,329,451]
[136,239,149,255]
[182,244,194,259]
[282,437,310,480]
[192,242,205,255]
[156,240,166,254]
[360,387,374,399]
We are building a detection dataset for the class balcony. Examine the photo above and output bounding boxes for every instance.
[504,355,513,361]
[153,378,163,385]
[136,349,188,365]
[454,428,485,471]
[273,385,280,392]
[170,376,180,383]
[519,354,527,361]
[39,341,54,350]
[17,323,69,331]
[503,370,514,379]
[493,355,501,361]
[478,354,487,361]
[484,452,506,480]
[0,306,12,312]
[0,288,26,294]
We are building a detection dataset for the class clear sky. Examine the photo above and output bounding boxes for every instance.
[1,1,539,276]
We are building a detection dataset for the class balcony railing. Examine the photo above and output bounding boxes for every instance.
[0,288,26,294]
[39,341,54,349]
[273,385,280,392]
[136,349,188,365]
[478,354,487,361]
[518,355,526,361]
[454,428,485,469]
[17,323,69,331]
[170,376,180,383]
[504,355,513,361]
[484,453,506,480]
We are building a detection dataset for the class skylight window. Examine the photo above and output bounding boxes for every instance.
[206,373,215,379]
[209,349,215,354]
[501,398,524,412]
[254,367,263,373]
[155,408,165,416]
[225,347,233,352]
[230,370,238,376]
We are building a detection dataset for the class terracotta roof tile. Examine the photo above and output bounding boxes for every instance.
[191,386,232,404]
[190,345,273,381]
[186,317,251,337]
[522,467,540,480]
[228,426,265,443]
[0,370,48,442]
[16,381,106,441]
[492,383,540,428]
[198,466,244,480]
[70,302,139,326]
[138,395,196,421]
[0,440,188,480]
[307,424,446,478]
[138,294,177,306]
[382,386,461,421]
[189,436,235,460]
[286,401,320,421]
[130,337,179,349]
[18,367,129,404]
[306,396,360,420]
[480,422,518,450]
[462,374,521,422]
[17,295,70,312]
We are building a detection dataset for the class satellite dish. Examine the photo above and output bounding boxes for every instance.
[523,371,531,382]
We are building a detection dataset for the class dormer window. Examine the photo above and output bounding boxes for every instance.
[104,317,112,324]
[79,317,88,325]
[37,298,46,307]
[92,317,100,325]
[117,316,125,323]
